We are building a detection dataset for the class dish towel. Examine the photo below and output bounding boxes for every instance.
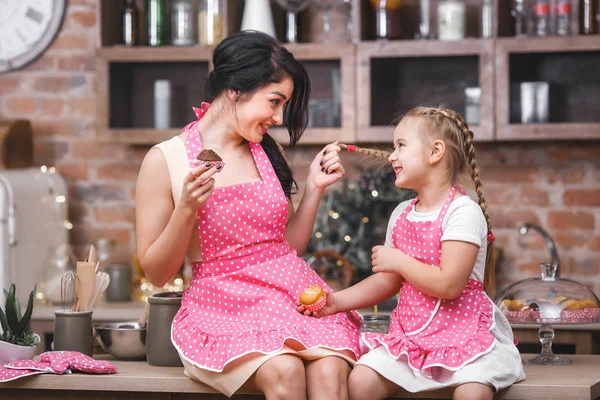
[0,351,117,382]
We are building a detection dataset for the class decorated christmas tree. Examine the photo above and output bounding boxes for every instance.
[303,165,415,286]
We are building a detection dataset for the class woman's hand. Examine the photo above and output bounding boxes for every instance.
[179,164,221,212]
[296,291,338,318]
[371,245,405,275]
[306,141,345,192]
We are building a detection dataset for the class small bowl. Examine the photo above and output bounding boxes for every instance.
[95,321,147,361]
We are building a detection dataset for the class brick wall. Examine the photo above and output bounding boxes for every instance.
[1,2,599,296]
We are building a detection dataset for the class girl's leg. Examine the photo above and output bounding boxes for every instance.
[348,365,400,400]
[305,356,351,400]
[249,354,307,400]
[453,382,494,400]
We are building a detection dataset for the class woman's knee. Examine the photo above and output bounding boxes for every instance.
[348,365,395,400]
[306,357,350,393]
[254,355,306,395]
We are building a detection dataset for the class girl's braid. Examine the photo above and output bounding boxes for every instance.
[339,143,390,159]
[430,108,496,296]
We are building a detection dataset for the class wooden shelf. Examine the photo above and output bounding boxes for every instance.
[356,39,494,142]
[357,38,494,57]
[97,0,600,145]
[495,36,600,140]
[97,46,214,62]
[498,123,600,141]
[495,35,600,53]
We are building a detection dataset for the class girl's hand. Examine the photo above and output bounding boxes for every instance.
[296,290,337,318]
[179,164,221,212]
[306,141,345,192]
[371,245,404,274]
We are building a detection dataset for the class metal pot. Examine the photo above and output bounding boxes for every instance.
[146,291,183,366]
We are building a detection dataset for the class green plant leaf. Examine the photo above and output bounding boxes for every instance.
[5,284,18,331]
[0,306,8,333]
[16,331,37,347]
[15,293,22,321]
[13,285,36,339]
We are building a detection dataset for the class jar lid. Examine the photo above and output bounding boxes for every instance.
[148,291,184,305]
[362,314,391,322]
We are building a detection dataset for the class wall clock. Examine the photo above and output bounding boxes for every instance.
[0,0,67,74]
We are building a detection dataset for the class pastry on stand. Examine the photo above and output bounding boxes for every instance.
[496,262,599,365]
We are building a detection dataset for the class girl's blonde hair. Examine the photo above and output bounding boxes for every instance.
[341,106,496,296]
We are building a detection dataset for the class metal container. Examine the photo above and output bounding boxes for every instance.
[146,291,183,366]
[520,81,549,124]
[106,263,132,302]
[95,321,147,361]
[53,310,94,356]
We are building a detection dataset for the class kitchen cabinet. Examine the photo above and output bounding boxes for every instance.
[96,1,600,144]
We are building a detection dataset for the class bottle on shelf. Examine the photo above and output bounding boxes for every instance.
[579,0,598,34]
[512,0,530,36]
[534,0,550,36]
[416,0,433,39]
[370,0,403,40]
[171,0,197,46]
[146,0,167,46]
[438,0,466,40]
[154,80,172,129]
[481,0,494,37]
[555,0,571,35]
[198,0,224,45]
[122,0,139,47]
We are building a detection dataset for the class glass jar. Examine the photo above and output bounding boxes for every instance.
[171,0,196,46]
[438,0,466,40]
[95,238,115,273]
[370,0,403,40]
[39,244,77,305]
[198,0,224,46]
[361,314,391,334]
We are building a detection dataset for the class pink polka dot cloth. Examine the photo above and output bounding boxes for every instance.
[362,186,495,376]
[171,104,362,372]
[0,351,117,383]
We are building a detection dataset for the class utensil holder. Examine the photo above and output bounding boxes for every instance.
[147,292,183,366]
[53,310,94,356]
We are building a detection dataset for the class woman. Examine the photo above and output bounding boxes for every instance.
[135,31,361,399]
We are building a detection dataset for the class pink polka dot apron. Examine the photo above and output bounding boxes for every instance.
[171,103,362,372]
[362,186,495,376]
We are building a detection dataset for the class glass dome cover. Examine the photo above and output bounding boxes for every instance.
[496,263,599,325]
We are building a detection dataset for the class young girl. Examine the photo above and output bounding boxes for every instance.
[298,106,525,400]
[136,31,361,399]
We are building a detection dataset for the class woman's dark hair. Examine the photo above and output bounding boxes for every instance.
[204,30,311,199]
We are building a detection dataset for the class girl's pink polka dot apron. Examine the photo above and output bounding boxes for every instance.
[171,103,362,372]
[362,185,495,376]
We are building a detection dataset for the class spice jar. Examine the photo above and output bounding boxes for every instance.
[438,0,466,40]
[171,0,196,46]
[370,0,403,40]
[198,0,224,46]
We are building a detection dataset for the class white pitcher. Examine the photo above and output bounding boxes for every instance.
[241,0,276,38]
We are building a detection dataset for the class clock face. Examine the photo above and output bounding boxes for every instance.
[0,0,67,74]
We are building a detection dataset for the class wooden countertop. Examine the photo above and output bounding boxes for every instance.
[32,300,146,321]
[3,355,600,399]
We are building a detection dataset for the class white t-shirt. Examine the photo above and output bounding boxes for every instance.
[385,195,488,282]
